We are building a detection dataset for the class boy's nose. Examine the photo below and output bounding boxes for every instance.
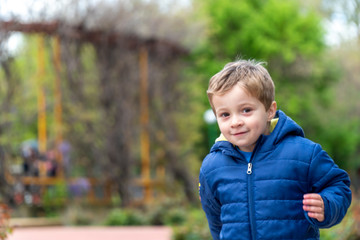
[231,115,244,127]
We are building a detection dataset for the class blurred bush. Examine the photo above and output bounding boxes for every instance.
[172,208,211,240]
[145,198,187,226]
[63,205,93,226]
[104,208,147,226]
[42,181,68,217]
[102,197,211,240]
[0,203,12,240]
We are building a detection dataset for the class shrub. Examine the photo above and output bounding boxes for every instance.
[172,208,211,240]
[145,198,186,226]
[0,203,12,240]
[104,208,147,226]
[164,208,187,226]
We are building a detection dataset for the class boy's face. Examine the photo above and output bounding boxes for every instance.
[212,84,276,152]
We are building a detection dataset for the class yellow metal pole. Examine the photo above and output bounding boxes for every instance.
[139,46,151,203]
[53,35,64,179]
[37,35,47,154]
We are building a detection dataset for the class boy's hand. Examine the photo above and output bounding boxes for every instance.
[303,193,324,222]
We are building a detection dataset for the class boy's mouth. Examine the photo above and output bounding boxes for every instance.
[233,131,248,136]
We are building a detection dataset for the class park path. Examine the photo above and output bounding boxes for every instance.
[8,226,172,240]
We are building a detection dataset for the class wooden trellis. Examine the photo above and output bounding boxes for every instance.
[1,20,188,205]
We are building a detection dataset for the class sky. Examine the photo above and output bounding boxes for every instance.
[1,0,193,53]
[324,13,358,46]
[0,0,357,53]
[0,0,192,20]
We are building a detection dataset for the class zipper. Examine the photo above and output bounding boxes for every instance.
[247,136,262,240]
[247,163,252,174]
[247,172,255,239]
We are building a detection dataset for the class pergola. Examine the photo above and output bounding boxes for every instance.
[1,20,188,205]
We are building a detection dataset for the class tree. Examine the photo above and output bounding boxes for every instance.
[307,0,360,174]
[319,42,360,184]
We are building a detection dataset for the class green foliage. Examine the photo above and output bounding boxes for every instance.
[164,208,187,226]
[42,181,68,217]
[141,201,188,226]
[69,213,93,226]
[196,0,324,61]
[0,204,12,240]
[312,118,360,170]
[104,208,147,226]
[105,198,189,227]
[192,0,328,107]
[103,198,210,240]
[172,208,211,240]
[43,182,68,206]
[0,35,56,151]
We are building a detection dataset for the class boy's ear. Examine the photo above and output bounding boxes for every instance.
[267,101,277,121]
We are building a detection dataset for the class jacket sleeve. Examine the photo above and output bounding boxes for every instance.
[199,170,222,240]
[306,144,352,228]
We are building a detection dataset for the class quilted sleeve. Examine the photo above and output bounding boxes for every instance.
[306,144,352,228]
[199,170,222,239]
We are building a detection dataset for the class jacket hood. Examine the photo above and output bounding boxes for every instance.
[210,110,305,157]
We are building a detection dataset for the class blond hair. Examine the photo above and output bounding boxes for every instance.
[207,59,275,111]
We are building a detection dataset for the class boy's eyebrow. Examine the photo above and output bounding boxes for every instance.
[215,102,255,111]
[214,106,228,113]
[222,102,257,108]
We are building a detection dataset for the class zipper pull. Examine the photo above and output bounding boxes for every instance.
[247,163,252,174]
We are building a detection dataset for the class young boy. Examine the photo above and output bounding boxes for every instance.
[199,59,352,240]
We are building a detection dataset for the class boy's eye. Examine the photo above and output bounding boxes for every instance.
[219,113,230,118]
[242,108,252,113]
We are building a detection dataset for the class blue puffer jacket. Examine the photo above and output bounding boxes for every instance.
[199,110,352,240]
